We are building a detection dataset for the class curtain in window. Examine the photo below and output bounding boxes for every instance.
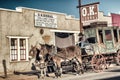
[55,33,75,48]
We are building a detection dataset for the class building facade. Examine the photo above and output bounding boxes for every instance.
[111,13,120,27]
[0,7,112,74]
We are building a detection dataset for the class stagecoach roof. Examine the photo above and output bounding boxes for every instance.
[86,26,120,30]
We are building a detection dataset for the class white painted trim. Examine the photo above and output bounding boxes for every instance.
[50,29,79,33]
[26,39,29,61]
[18,38,20,61]
[7,36,29,39]
[0,8,20,12]
[16,7,66,15]
[16,7,79,20]
[9,38,12,62]
[8,37,29,62]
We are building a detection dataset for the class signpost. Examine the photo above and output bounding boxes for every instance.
[81,2,99,22]
[77,0,82,32]
[77,0,99,32]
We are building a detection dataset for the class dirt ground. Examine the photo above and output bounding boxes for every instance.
[0,74,38,80]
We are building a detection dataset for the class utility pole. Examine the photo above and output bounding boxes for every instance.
[77,0,83,33]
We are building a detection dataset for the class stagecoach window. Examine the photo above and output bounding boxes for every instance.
[119,30,120,41]
[87,37,96,43]
[113,29,118,42]
[105,30,112,40]
[98,30,103,43]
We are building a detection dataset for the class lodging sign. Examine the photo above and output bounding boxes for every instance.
[35,13,57,28]
[81,2,99,22]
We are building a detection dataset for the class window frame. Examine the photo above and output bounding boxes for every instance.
[7,36,29,62]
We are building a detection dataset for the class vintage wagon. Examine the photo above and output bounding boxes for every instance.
[80,24,120,72]
[29,22,120,76]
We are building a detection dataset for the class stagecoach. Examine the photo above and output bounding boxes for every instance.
[80,22,120,72]
[29,22,120,78]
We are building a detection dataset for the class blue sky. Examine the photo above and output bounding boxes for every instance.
[0,0,120,18]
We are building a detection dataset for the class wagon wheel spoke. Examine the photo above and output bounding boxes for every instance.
[118,53,120,60]
[92,60,104,72]
[91,54,106,72]
[116,50,120,65]
[73,63,78,72]
[92,62,103,70]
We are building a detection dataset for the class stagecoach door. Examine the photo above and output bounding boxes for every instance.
[103,29,114,49]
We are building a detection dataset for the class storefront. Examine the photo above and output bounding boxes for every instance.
[0,7,80,73]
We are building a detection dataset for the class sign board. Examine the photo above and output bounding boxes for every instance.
[35,13,57,28]
[81,2,99,22]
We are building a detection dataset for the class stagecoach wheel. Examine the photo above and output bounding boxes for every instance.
[54,67,62,78]
[116,49,120,65]
[91,54,106,73]
[82,57,89,72]
[73,63,81,74]
[73,63,79,72]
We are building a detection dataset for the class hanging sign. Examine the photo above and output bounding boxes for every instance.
[81,2,99,22]
[35,12,57,28]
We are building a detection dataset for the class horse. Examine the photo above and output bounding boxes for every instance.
[29,44,84,77]
[53,46,83,74]
[29,44,47,78]
[29,44,58,77]
[39,44,84,75]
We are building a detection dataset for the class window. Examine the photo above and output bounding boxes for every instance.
[11,38,18,61]
[119,30,120,41]
[20,39,26,60]
[113,29,118,43]
[8,36,29,62]
[105,30,112,41]
[98,30,103,43]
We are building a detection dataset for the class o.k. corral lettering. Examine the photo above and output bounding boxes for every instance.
[81,2,99,22]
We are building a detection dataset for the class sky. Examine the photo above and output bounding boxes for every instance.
[0,0,120,18]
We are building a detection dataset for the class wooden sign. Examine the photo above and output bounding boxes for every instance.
[35,13,57,28]
[81,2,99,22]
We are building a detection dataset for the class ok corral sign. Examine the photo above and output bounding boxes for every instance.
[81,2,99,22]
